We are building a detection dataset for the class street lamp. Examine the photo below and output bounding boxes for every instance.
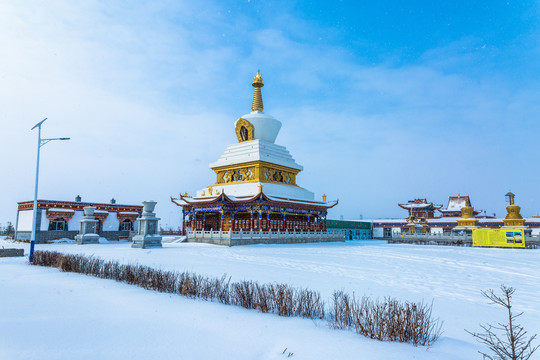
[29,118,70,262]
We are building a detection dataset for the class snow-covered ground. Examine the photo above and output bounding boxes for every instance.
[1,239,538,360]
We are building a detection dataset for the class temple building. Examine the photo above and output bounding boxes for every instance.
[171,72,341,246]
[398,199,442,219]
[15,196,142,243]
[439,195,481,217]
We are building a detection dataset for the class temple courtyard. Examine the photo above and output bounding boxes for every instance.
[1,238,538,360]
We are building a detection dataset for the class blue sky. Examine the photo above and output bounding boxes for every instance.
[1,0,539,226]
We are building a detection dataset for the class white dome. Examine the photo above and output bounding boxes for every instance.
[236,111,282,144]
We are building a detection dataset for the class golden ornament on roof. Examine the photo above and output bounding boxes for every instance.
[251,71,264,112]
[252,71,263,86]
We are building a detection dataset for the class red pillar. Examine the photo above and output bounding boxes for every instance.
[203,214,206,231]
[250,212,254,231]
[266,213,270,231]
[282,213,286,231]
[258,212,263,231]
[182,212,186,235]
[231,213,235,232]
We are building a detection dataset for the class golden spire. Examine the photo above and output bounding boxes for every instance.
[251,71,264,112]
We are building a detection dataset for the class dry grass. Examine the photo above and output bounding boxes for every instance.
[32,250,441,346]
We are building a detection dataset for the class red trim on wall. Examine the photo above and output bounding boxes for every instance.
[18,200,142,213]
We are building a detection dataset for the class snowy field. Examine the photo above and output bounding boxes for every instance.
[1,238,539,360]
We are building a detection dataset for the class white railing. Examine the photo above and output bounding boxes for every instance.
[187,230,344,241]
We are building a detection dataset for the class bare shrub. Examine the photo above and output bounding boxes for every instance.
[466,285,538,360]
[255,283,270,313]
[233,280,257,309]
[329,291,442,346]
[268,283,295,317]
[296,288,325,319]
[328,290,354,329]
[32,250,59,267]
[211,275,231,304]
[179,275,192,296]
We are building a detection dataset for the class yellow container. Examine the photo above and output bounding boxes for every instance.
[472,228,525,248]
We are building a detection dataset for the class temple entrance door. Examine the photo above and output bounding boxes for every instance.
[205,213,218,231]
[223,213,232,231]
[95,220,102,235]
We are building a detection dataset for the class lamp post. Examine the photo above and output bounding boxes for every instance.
[29,118,70,262]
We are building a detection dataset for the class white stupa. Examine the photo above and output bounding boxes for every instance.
[193,72,316,202]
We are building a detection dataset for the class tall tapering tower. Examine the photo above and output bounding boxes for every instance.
[172,72,340,246]
[251,72,264,112]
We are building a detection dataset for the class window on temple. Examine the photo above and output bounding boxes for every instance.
[120,219,133,231]
[48,218,67,231]
[240,126,249,141]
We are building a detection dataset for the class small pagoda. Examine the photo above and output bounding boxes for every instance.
[398,198,442,219]
[172,72,339,245]
[502,190,527,229]
[453,205,479,231]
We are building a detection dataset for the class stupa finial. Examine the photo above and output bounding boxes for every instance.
[251,71,264,112]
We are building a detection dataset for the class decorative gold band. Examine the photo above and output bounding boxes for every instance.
[212,160,300,186]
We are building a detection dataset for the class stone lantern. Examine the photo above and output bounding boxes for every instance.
[75,206,100,245]
[131,201,163,248]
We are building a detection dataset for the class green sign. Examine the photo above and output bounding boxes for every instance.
[326,220,372,230]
